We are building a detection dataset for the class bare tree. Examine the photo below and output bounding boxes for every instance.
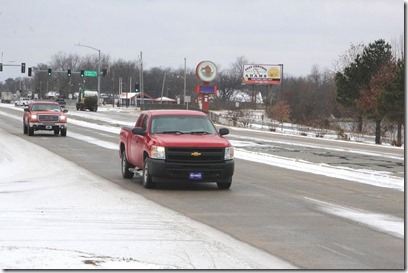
[332,42,364,73]
[214,56,248,108]
[390,34,404,61]
[268,100,291,131]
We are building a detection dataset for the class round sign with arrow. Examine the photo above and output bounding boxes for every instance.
[196,61,217,83]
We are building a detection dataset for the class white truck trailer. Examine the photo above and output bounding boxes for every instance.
[1,91,12,103]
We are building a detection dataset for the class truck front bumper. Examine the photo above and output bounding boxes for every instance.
[148,158,234,182]
[30,122,67,131]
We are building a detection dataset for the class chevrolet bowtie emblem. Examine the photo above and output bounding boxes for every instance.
[191,152,201,157]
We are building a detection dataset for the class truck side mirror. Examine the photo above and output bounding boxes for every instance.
[132,127,145,136]
[219,128,229,136]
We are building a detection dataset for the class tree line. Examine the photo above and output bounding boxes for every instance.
[0,37,404,146]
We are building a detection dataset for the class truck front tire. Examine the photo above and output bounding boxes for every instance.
[121,150,134,179]
[28,123,34,136]
[143,158,156,189]
[217,177,232,189]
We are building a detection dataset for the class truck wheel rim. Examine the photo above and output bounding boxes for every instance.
[121,154,126,174]
[143,161,148,182]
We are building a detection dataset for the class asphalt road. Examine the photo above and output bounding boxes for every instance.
[0,104,404,269]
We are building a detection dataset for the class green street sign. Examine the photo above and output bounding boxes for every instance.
[84,70,98,77]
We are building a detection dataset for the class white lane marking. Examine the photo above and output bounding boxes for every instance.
[68,131,118,150]
[305,197,404,239]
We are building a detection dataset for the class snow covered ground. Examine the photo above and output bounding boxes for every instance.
[0,126,296,269]
[0,104,404,269]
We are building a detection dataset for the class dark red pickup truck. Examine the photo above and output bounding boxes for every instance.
[119,109,234,189]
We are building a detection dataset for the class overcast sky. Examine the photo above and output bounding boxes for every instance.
[0,0,404,81]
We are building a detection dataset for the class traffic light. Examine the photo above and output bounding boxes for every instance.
[48,68,52,76]
[28,68,32,77]
[0,63,2,72]
[21,63,26,73]
[67,69,71,77]
[80,70,84,77]
[102,68,107,77]
[134,82,140,92]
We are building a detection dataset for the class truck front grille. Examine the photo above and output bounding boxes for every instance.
[166,148,224,163]
[38,115,59,122]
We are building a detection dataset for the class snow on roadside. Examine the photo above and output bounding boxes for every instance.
[0,127,295,269]
[232,147,404,192]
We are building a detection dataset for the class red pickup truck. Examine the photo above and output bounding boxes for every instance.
[23,101,68,136]
[119,109,234,189]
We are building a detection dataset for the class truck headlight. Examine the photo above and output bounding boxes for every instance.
[224,146,234,160]
[59,115,66,121]
[151,145,166,159]
[30,114,38,121]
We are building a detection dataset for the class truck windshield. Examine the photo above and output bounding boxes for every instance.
[32,104,61,112]
[151,116,217,135]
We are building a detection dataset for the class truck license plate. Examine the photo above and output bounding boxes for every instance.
[189,172,202,180]
[46,125,52,129]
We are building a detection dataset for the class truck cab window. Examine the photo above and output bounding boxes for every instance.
[141,115,148,132]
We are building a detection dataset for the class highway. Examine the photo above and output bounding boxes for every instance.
[0,103,404,269]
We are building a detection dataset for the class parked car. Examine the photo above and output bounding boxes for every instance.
[15,98,31,106]
[23,101,68,136]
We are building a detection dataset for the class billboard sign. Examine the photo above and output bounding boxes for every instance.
[242,64,282,85]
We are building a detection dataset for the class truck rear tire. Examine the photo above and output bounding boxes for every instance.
[121,150,134,179]
[143,158,156,189]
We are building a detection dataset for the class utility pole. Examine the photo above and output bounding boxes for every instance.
[139,51,144,108]
[112,70,115,107]
[161,71,167,104]
[183,57,186,106]
[129,77,132,106]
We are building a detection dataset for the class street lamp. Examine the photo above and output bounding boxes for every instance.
[74,43,101,98]
[182,58,186,104]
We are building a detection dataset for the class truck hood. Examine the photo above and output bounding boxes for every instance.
[152,134,231,147]
[31,110,64,115]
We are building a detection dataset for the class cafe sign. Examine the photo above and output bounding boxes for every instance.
[242,64,283,85]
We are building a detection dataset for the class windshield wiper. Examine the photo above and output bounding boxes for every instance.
[161,130,184,134]
[190,131,210,134]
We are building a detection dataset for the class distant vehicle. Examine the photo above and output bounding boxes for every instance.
[15,98,31,106]
[119,109,235,189]
[1,91,12,103]
[56,98,66,108]
[23,101,68,136]
[76,89,98,112]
